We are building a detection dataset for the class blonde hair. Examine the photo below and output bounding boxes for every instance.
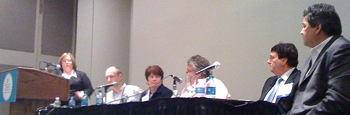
[58,52,77,70]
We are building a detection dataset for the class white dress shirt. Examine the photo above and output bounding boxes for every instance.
[61,70,77,79]
[264,67,296,103]
[310,36,333,65]
[105,83,143,104]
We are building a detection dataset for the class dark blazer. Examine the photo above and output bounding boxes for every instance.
[52,69,94,104]
[140,84,173,101]
[259,68,301,114]
[290,36,350,114]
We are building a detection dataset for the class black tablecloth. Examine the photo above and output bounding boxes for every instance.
[37,98,278,115]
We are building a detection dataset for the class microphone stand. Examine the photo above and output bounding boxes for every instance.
[104,86,109,105]
[40,61,60,72]
[39,61,50,72]
[172,79,179,98]
[44,65,49,72]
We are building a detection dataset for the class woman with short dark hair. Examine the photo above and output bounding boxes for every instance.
[140,65,172,102]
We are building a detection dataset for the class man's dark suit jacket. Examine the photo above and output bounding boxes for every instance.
[290,36,350,114]
[259,68,301,114]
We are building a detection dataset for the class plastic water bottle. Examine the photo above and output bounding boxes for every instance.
[121,94,129,103]
[96,90,103,105]
[195,79,206,97]
[53,97,61,108]
[68,96,75,107]
[206,75,216,99]
[81,91,89,106]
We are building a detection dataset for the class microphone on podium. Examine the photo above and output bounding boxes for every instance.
[41,61,61,72]
[195,61,220,75]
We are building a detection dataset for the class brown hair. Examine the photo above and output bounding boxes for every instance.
[58,52,77,71]
[145,65,164,80]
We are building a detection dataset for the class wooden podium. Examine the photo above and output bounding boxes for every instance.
[0,67,70,115]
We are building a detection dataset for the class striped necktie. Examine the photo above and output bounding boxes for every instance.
[266,78,283,103]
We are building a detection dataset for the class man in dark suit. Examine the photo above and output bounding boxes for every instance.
[290,3,350,114]
[259,43,300,114]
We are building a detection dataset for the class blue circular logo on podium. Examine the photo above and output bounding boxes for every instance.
[2,73,13,101]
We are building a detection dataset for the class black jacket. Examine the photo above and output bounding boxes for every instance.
[52,69,94,104]
[291,36,350,114]
[140,84,173,101]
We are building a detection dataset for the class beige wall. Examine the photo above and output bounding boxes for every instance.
[75,0,132,104]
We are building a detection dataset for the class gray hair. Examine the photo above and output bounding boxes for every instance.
[187,55,212,78]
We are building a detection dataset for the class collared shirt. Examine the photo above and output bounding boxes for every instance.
[61,70,77,79]
[264,67,296,103]
[141,89,151,102]
[105,83,143,104]
[310,36,333,65]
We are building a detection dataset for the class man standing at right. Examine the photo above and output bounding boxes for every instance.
[290,3,350,114]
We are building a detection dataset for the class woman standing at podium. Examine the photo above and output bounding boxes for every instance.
[52,53,94,106]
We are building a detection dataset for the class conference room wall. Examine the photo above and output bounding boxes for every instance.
[129,0,350,101]
[75,0,132,104]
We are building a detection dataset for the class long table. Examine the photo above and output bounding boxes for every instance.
[36,98,278,115]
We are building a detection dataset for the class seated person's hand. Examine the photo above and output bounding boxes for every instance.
[75,91,84,99]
